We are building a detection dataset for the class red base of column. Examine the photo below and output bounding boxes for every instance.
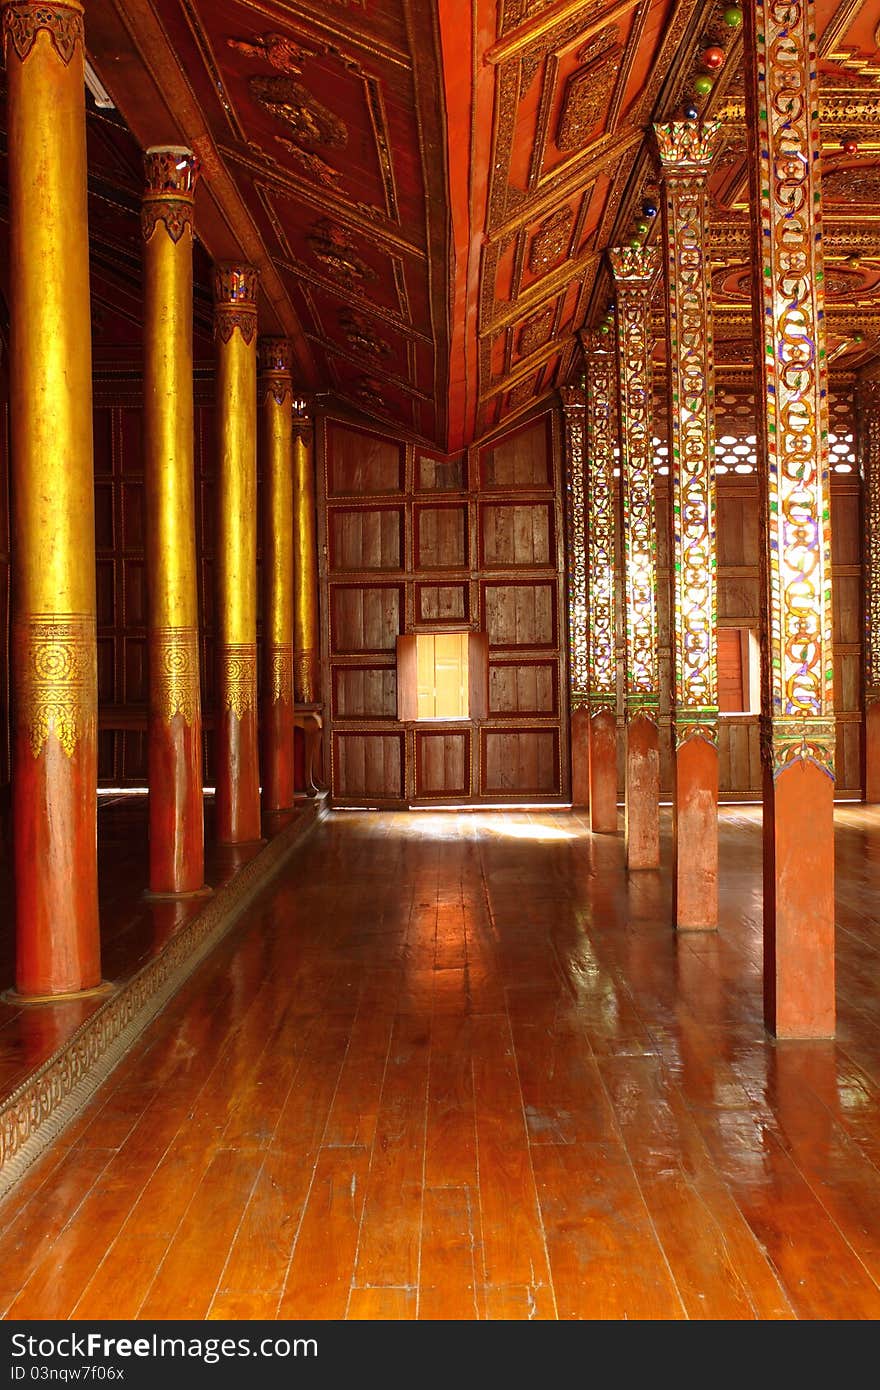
[215,708,262,844]
[148,712,205,895]
[262,698,295,813]
[673,735,718,929]
[13,733,102,997]
[865,700,880,803]
[589,709,618,833]
[763,759,835,1038]
[625,713,659,870]
[571,705,589,808]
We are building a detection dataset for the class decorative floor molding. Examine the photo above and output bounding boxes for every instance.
[0,796,328,1202]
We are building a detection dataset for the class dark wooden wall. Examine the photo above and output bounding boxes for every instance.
[319,409,570,804]
[93,402,221,786]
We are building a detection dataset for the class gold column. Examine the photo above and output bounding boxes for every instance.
[560,384,589,806]
[609,244,662,870]
[213,264,261,844]
[656,119,720,930]
[4,0,102,997]
[858,379,880,802]
[259,337,295,813]
[142,146,206,896]
[745,0,835,1037]
[293,400,320,705]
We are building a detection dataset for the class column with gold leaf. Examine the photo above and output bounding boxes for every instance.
[259,337,295,813]
[213,265,261,843]
[4,0,102,996]
[293,400,320,707]
[143,146,206,895]
[608,244,662,870]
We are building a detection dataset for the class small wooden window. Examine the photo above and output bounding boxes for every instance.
[396,631,489,722]
[717,626,759,713]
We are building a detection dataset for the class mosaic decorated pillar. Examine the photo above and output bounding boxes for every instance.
[583,334,619,834]
[4,0,103,997]
[656,120,719,929]
[609,245,662,869]
[745,0,836,1038]
[858,379,880,803]
[293,402,320,706]
[213,264,261,845]
[142,146,206,897]
[259,337,295,814]
[560,384,589,807]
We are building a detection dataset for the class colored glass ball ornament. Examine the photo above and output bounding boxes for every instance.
[642,201,658,219]
[683,103,699,120]
[723,5,743,26]
[853,331,864,344]
[693,74,713,96]
[841,137,859,155]
[599,323,610,335]
[636,220,649,235]
[846,253,862,268]
[629,236,642,250]
[702,46,725,70]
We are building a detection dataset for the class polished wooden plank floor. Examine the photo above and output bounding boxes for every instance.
[4,804,880,1319]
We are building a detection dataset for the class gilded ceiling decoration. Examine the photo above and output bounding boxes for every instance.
[249,76,348,150]
[71,0,880,445]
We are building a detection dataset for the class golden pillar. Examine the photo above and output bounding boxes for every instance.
[293,401,320,705]
[142,147,206,896]
[259,337,295,813]
[4,0,102,997]
[560,384,589,807]
[583,331,619,834]
[609,244,662,870]
[656,120,720,930]
[745,0,835,1037]
[213,264,261,844]
[859,379,880,802]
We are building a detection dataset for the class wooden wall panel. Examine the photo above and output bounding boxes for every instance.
[414,505,468,569]
[332,666,398,720]
[321,408,568,804]
[415,730,470,797]
[327,423,404,495]
[481,728,560,795]
[329,507,403,571]
[489,661,558,717]
[330,584,403,654]
[480,502,553,567]
[334,732,404,799]
[416,583,469,623]
[482,582,556,649]
[480,418,550,489]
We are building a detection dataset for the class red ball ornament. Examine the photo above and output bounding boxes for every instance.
[841,137,859,155]
[702,46,725,71]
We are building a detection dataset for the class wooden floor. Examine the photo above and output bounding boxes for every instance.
[4,803,880,1320]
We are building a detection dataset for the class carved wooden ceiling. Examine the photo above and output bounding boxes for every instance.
[7,0,879,447]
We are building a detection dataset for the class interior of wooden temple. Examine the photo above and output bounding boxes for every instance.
[1,0,880,1324]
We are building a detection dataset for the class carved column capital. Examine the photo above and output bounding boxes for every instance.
[654,119,720,174]
[213,262,259,345]
[259,336,292,406]
[142,145,199,244]
[1,1,83,67]
[607,243,662,288]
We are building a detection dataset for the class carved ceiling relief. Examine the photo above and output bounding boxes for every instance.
[518,307,555,357]
[824,164,880,203]
[338,309,391,359]
[556,47,621,152]
[528,207,574,275]
[307,219,376,288]
[249,76,348,149]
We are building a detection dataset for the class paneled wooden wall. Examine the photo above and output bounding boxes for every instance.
[93,403,221,786]
[320,410,569,804]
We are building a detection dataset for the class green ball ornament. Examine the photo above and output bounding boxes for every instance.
[693,74,713,96]
[629,236,642,250]
[636,220,649,235]
[723,5,743,26]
